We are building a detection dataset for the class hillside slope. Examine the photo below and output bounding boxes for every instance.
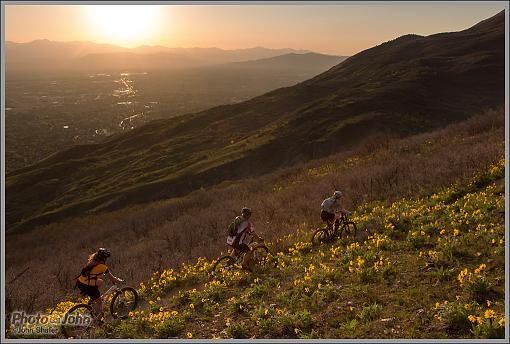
[7,158,505,339]
[5,11,505,232]
[5,108,505,316]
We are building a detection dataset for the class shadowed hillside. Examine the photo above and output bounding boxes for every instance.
[5,108,505,339]
[4,107,505,315]
[5,11,505,232]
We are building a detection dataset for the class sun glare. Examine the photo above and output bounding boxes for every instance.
[87,5,160,47]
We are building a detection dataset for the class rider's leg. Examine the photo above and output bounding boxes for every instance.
[237,244,252,270]
[334,218,340,231]
[92,279,104,316]
[242,248,254,269]
[326,219,334,234]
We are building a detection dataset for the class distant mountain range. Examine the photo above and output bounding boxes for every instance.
[220,52,346,71]
[5,11,505,232]
[5,40,323,71]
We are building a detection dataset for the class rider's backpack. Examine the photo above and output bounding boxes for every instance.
[228,216,244,237]
[73,260,99,287]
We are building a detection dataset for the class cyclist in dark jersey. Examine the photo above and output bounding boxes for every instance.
[76,248,123,317]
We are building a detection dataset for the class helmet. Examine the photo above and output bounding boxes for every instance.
[241,207,252,216]
[333,191,342,199]
[97,248,111,260]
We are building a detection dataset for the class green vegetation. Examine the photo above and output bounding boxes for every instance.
[8,158,504,339]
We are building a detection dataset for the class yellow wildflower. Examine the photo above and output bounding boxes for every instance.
[474,263,486,275]
[484,309,495,319]
[187,332,193,338]
[458,268,469,286]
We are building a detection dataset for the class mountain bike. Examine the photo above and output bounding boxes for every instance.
[61,281,138,338]
[211,236,269,274]
[311,212,357,245]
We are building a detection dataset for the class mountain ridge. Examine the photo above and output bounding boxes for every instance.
[5,11,505,232]
[5,40,317,70]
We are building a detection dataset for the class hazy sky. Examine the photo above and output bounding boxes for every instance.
[4,2,507,55]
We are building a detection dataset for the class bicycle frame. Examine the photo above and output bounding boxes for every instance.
[229,236,264,258]
[87,284,120,306]
[101,285,120,300]
[325,213,350,237]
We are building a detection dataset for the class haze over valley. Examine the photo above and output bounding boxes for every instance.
[6,40,346,172]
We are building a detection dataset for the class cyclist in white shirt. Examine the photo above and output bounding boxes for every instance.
[321,191,350,232]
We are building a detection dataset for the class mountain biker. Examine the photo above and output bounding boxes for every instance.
[75,248,124,319]
[226,207,264,272]
[321,191,350,233]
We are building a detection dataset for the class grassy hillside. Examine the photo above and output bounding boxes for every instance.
[7,154,505,339]
[5,108,505,320]
[6,11,505,232]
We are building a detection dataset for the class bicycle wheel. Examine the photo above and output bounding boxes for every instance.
[342,222,357,239]
[61,304,94,339]
[212,256,236,273]
[110,287,138,319]
[311,228,330,245]
[251,245,269,266]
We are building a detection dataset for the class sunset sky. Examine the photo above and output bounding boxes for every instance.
[4,2,507,55]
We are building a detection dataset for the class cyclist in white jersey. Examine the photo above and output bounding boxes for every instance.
[321,191,350,231]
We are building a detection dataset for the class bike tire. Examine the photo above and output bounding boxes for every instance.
[342,222,357,239]
[212,255,236,273]
[311,229,329,245]
[61,303,94,339]
[251,245,269,266]
[110,287,138,319]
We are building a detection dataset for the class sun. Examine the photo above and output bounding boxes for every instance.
[86,5,160,47]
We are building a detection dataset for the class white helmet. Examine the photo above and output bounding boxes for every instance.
[334,191,342,199]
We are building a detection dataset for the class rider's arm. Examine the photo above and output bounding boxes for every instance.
[251,229,264,242]
[247,223,263,241]
[106,271,124,284]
